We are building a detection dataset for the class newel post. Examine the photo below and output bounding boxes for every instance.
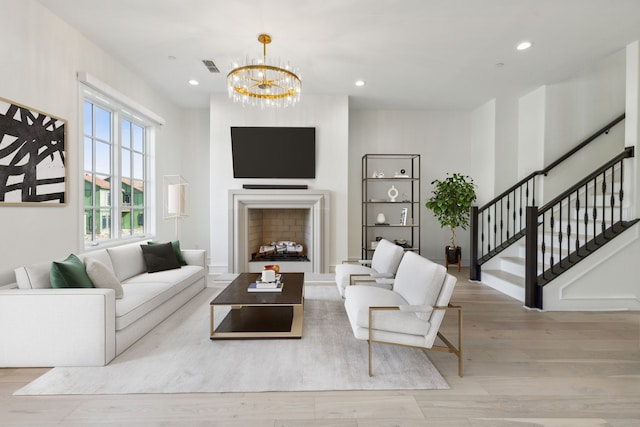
[525,206,542,310]
[469,206,481,281]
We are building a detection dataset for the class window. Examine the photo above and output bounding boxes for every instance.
[83,94,151,244]
[119,118,146,237]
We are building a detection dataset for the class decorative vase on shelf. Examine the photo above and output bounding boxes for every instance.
[376,213,386,224]
[387,185,398,202]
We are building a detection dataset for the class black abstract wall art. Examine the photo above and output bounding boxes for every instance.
[0,97,66,205]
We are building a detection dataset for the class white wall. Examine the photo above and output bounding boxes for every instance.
[2,1,637,310]
[470,99,496,205]
[465,44,638,310]
[0,0,187,285]
[543,48,627,200]
[510,46,637,311]
[494,95,520,194]
[543,222,639,311]
[518,86,547,180]
[177,108,210,251]
[625,41,640,220]
[209,94,349,273]
[349,110,472,264]
[545,49,626,163]
[469,49,626,214]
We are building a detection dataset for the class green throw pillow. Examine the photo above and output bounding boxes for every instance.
[148,240,187,265]
[50,254,94,288]
[141,242,182,273]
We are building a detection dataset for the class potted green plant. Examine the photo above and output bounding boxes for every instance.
[425,173,477,267]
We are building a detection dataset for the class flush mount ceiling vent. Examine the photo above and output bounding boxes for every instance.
[202,59,220,73]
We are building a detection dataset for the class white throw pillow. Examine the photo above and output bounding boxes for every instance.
[85,258,124,299]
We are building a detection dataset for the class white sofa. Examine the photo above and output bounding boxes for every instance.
[0,242,206,367]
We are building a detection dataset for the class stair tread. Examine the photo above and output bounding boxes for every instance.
[502,256,525,265]
[482,269,525,287]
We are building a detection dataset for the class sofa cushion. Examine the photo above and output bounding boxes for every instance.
[393,251,446,309]
[50,254,94,289]
[78,249,115,272]
[370,239,405,277]
[148,240,187,266]
[114,282,175,330]
[140,242,181,273]
[344,285,406,328]
[107,244,146,282]
[115,265,205,331]
[344,286,430,337]
[15,262,52,289]
[85,258,124,299]
[124,265,205,294]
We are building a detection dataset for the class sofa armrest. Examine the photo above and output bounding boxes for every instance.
[398,304,434,314]
[181,249,206,267]
[0,288,116,367]
[349,273,393,285]
[341,259,373,266]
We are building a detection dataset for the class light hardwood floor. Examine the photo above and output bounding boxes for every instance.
[1,268,639,426]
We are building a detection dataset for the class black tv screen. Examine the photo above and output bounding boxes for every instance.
[231,127,316,179]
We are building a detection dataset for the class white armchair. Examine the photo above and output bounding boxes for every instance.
[344,251,462,377]
[334,239,404,298]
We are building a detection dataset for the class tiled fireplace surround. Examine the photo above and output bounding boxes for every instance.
[228,189,330,273]
[247,209,312,260]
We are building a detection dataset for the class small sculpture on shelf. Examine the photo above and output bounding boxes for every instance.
[387,185,398,202]
[394,168,409,178]
[399,207,408,225]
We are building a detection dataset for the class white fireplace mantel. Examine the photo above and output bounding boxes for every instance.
[228,189,330,273]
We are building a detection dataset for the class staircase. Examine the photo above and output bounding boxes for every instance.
[480,247,526,302]
[470,114,638,310]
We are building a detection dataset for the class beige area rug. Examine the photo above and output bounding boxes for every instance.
[15,284,448,395]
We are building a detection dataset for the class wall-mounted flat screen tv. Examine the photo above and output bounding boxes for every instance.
[231,126,316,179]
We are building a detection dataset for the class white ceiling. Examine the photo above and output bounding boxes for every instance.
[37,0,640,111]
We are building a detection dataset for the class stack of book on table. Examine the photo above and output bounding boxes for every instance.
[248,276,284,292]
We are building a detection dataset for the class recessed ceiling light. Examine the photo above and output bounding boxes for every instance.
[188,79,199,86]
[516,41,532,51]
[355,80,366,87]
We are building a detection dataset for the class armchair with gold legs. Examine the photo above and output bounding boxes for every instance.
[334,238,404,298]
[344,251,463,377]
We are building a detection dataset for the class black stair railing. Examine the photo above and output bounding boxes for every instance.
[470,113,626,281]
[525,146,636,309]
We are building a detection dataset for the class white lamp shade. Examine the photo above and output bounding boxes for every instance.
[167,184,186,216]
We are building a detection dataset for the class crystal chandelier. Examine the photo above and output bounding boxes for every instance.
[227,34,301,108]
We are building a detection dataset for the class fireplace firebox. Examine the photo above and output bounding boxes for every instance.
[228,189,330,273]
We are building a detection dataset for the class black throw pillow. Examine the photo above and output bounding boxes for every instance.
[147,240,188,266]
[140,242,181,273]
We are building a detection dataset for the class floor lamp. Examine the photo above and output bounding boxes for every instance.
[163,175,189,240]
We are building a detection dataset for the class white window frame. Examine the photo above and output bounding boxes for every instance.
[78,73,164,249]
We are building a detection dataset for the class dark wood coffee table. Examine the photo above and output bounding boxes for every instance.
[209,272,304,339]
